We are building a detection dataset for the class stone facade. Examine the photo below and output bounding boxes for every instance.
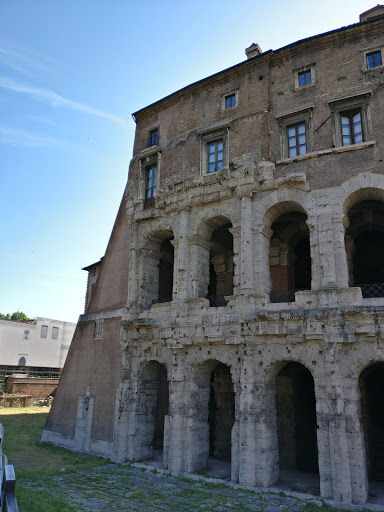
[43,11,384,505]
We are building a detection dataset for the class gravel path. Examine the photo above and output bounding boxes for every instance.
[19,462,333,512]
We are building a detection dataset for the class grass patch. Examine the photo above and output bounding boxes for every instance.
[0,407,109,479]
[16,485,78,512]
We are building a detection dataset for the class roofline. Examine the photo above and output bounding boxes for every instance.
[132,15,384,120]
[82,257,104,271]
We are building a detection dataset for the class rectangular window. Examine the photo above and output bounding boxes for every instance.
[341,111,363,145]
[92,267,96,277]
[225,94,236,109]
[52,327,59,339]
[149,129,159,146]
[208,140,224,173]
[366,50,382,69]
[41,325,48,338]
[23,330,29,340]
[298,70,311,87]
[287,122,307,157]
[94,319,104,340]
[144,164,157,208]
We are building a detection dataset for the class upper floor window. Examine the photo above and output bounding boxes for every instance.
[149,129,159,146]
[329,93,372,148]
[144,163,157,208]
[341,110,363,145]
[94,319,104,340]
[208,140,224,173]
[23,330,29,340]
[52,326,59,339]
[225,93,236,109]
[366,50,382,69]
[298,70,311,87]
[288,122,307,157]
[41,325,48,338]
[92,267,96,277]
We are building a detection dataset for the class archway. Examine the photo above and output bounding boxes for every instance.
[136,361,169,462]
[194,360,235,477]
[360,363,384,482]
[207,224,234,306]
[275,362,318,474]
[345,200,384,297]
[269,212,311,302]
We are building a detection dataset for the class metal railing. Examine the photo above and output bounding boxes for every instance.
[360,283,384,298]
[207,295,227,307]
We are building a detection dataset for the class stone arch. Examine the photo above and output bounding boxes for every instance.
[141,228,175,308]
[340,173,384,214]
[359,362,384,482]
[264,203,311,302]
[267,360,319,478]
[190,359,236,473]
[343,188,384,295]
[135,360,169,461]
[193,215,234,305]
[255,188,314,228]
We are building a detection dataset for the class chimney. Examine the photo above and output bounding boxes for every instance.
[245,43,262,60]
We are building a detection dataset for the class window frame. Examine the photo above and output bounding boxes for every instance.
[340,110,364,146]
[329,93,372,148]
[139,150,161,209]
[144,162,157,208]
[199,126,229,176]
[52,326,59,340]
[224,92,237,110]
[207,139,224,173]
[287,121,307,157]
[277,106,313,160]
[366,50,382,69]
[298,70,311,87]
[149,128,159,146]
[41,325,48,338]
[361,45,384,71]
[294,64,316,90]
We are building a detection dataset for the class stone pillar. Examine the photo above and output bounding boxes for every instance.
[74,386,94,453]
[252,225,273,296]
[166,349,188,474]
[239,192,255,292]
[228,227,240,293]
[307,215,338,289]
[141,248,161,309]
[188,235,211,299]
[316,348,368,503]
[332,215,349,288]
[174,208,190,301]
[127,222,140,312]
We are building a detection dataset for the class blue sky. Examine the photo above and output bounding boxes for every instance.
[0,0,376,322]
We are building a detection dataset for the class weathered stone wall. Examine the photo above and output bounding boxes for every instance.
[5,378,58,398]
[42,14,384,505]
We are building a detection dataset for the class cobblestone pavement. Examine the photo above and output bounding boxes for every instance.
[20,462,382,512]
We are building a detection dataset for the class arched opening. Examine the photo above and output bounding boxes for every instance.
[269,212,311,302]
[143,231,174,309]
[359,363,384,483]
[18,356,26,366]
[275,362,318,478]
[194,360,235,478]
[345,200,384,297]
[136,361,169,463]
[158,238,174,303]
[207,223,234,307]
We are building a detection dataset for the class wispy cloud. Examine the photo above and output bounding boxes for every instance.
[0,124,65,148]
[0,36,55,77]
[0,75,127,126]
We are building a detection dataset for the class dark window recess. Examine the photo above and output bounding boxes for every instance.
[144,164,157,208]
[288,122,306,157]
[225,94,236,109]
[142,129,159,149]
[298,70,311,87]
[341,111,363,145]
[366,51,382,69]
[208,140,224,173]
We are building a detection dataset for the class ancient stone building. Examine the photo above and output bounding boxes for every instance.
[43,8,384,504]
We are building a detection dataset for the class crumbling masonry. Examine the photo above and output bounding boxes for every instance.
[43,8,384,504]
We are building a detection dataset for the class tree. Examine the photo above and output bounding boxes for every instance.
[0,311,34,322]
